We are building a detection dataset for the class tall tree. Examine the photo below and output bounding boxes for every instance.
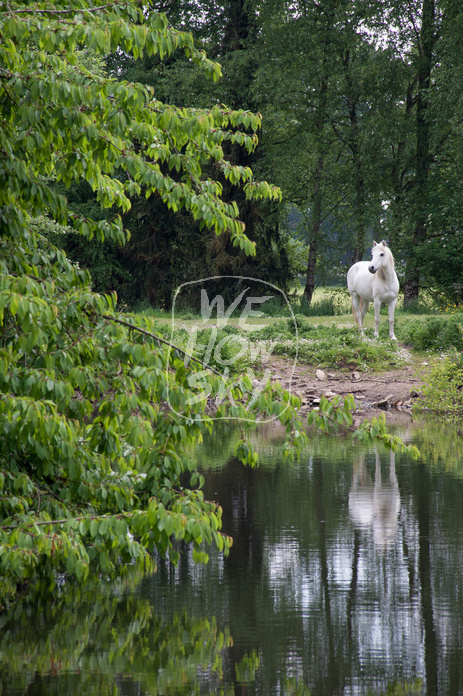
[254,0,348,303]
[333,21,393,265]
[303,4,334,305]
[252,0,407,300]
[404,0,438,305]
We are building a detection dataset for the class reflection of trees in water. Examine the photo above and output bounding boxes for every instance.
[175,434,463,694]
[0,570,233,696]
[215,445,463,695]
[6,432,463,695]
[7,435,455,696]
[178,439,463,694]
[208,456,267,687]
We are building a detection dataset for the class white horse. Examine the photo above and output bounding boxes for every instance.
[348,450,401,550]
[347,241,399,340]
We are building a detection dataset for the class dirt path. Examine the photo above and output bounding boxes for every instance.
[267,349,427,421]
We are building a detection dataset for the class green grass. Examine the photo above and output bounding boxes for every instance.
[134,284,452,323]
[129,296,463,416]
[247,317,409,371]
[131,289,463,374]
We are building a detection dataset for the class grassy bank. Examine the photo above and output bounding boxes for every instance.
[129,288,463,375]
[128,289,463,415]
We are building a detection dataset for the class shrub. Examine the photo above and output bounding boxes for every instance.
[397,316,463,351]
[186,326,253,373]
[259,296,292,317]
[292,291,348,317]
[414,353,463,416]
[399,298,437,315]
[251,319,293,341]
[296,295,336,317]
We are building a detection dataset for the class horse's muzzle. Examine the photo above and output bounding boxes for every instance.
[368,265,377,274]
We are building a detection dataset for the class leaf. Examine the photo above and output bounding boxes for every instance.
[90,519,99,538]
[115,518,127,537]
[163,515,175,537]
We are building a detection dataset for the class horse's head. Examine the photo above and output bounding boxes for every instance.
[368,240,390,274]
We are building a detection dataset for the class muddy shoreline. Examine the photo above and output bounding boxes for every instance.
[268,356,425,423]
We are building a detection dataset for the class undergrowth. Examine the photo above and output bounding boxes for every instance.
[134,310,463,375]
[414,352,463,417]
[394,315,463,351]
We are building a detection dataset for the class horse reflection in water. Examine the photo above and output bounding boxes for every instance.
[348,450,400,549]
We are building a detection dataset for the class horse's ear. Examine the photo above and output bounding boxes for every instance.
[381,239,388,247]
[372,241,377,246]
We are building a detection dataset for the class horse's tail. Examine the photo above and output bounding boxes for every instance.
[351,298,363,326]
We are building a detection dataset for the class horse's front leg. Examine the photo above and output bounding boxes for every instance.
[388,298,397,340]
[373,297,381,338]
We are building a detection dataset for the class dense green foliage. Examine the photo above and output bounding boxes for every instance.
[0,0,306,604]
[51,0,297,309]
[415,352,463,417]
[136,0,460,306]
[397,315,463,351]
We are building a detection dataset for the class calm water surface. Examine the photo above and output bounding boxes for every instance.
[2,419,463,695]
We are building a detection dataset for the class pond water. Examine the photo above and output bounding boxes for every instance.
[2,418,463,695]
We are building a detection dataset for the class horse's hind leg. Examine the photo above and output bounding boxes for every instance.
[361,299,370,327]
[352,295,366,335]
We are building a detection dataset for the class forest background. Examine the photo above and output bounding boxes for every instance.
[0,0,459,601]
[58,0,463,311]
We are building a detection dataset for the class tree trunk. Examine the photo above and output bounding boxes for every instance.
[350,129,366,265]
[304,154,323,304]
[303,4,334,305]
[305,237,318,305]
